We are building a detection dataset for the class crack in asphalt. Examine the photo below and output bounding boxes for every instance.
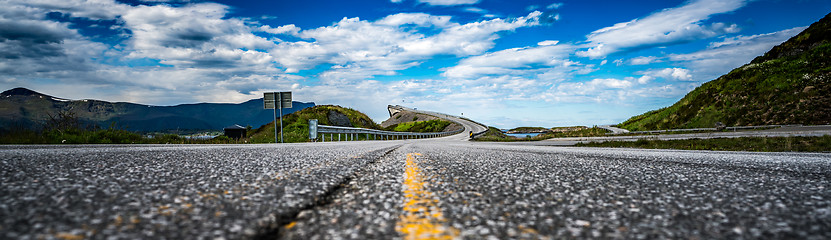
[254,145,403,240]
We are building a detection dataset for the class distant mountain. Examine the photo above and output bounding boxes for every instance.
[619,12,831,131]
[0,88,315,132]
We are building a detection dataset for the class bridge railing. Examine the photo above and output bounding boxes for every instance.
[310,120,464,142]
[389,105,488,139]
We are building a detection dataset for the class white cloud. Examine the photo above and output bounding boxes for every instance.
[636,75,654,84]
[13,0,128,19]
[577,0,746,58]
[0,0,304,106]
[463,7,498,18]
[441,42,579,80]
[375,13,453,27]
[547,3,564,9]
[628,56,660,65]
[638,68,693,81]
[0,2,112,77]
[121,3,277,70]
[545,79,631,103]
[272,11,543,80]
[669,26,805,81]
[259,24,301,35]
[463,7,487,14]
[590,78,632,88]
[538,40,559,46]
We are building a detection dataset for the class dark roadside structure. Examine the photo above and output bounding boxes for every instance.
[223,124,247,139]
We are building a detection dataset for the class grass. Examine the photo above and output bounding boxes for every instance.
[0,128,241,144]
[0,111,243,144]
[575,135,831,152]
[384,119,452,133]
[546,127,609,138]
[506,127,549,133]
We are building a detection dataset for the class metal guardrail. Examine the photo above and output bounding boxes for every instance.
[310,121,465,142]
[628,124,798,134]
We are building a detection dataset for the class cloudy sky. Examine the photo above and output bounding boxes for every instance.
[1,0,829,128]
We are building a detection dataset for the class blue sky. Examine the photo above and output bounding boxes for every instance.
[1,0,829,128]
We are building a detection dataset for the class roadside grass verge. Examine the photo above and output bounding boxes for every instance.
[0,128,238,144]
[575,135,831,152]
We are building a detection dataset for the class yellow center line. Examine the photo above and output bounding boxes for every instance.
[396,153,459,240]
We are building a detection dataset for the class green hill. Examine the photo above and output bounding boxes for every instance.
[247,105,459,143]
[620,13,831,131]
[247,105,378,143]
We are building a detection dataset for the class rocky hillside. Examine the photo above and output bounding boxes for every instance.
[381,105,462,132]
[619,12,831,131]
[0,88,314,132]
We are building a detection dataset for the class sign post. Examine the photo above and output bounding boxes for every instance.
[264,92,292,143]
[308,119,318,141]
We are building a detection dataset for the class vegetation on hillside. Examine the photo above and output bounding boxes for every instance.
[471,127,514,141]
[546,127,609,138]
[247,105,378,143]
[248,105,459,143]
[506,127,550,133]
[383,119,452,133]
[619,13,831,131]
[0,111,237,144]
[576,135,831,152]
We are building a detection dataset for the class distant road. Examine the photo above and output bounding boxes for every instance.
[530,125,831,146]
[598,125,630,134]
[2,117,830,239]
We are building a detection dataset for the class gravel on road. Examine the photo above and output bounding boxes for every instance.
[0,143,400,239]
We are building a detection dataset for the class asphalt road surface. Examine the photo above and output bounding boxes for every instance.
[2,119,830,239]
